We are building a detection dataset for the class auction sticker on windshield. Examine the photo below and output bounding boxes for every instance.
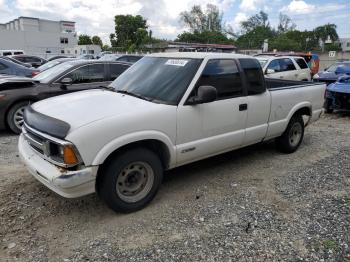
[165,59,189,67]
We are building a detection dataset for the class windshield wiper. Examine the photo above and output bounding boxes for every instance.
[116,90,153,102]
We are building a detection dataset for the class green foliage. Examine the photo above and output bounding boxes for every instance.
[236,26,275,49]
[78,34,92,45]
[269,34,300,51]
[314,23,339,42]
[92,35,103,47]
[277,13,296,33]
[102,44,110,51]
[110,15,149,50]
[176,30,233,44]
[325,43,342,52]
[241,11,269,33]
[180,4,223,33]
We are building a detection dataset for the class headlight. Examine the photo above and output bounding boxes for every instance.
[49,143,80,166]
[313,73,319,79]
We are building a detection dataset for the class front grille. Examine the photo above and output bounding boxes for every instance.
[23,124,48,156]
[334,92,350,110]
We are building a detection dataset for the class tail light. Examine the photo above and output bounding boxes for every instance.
[31,71,39,77]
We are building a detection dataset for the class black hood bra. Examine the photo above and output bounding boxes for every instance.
[24,106,70,139]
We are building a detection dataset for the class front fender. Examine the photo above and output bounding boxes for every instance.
[91,130,177,167]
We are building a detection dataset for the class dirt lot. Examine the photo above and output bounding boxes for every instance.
[0,114,349,261]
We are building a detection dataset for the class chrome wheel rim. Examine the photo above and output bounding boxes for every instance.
[13,106,26,130]
[116,161,154,203]
[289,122,302,147]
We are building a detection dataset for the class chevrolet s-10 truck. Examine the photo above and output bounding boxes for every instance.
[18,53,326,212]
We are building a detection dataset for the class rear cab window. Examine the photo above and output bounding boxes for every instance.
[194,59,243,100]
[239,58,266,95]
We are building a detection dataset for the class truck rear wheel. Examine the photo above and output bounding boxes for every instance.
[98,148,163,213]
[275,114,304,153]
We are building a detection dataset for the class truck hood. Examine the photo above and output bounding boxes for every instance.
[31,89,161,135]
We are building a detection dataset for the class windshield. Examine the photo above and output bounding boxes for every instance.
[327,63,350,72]
[33,61,75,83]
[257,58,268,67]
[109,57,202,104]
[37,60,61,72]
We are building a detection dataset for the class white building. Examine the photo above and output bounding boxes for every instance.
[65,45,102,57]
[340,38,350,52]
[0,16,78,58]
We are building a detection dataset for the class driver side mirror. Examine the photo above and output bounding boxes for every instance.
[60,77,73,89]
[187,85,217,105]
[266,68,275,74]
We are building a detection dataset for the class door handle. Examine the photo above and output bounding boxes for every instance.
[239,104,248,111]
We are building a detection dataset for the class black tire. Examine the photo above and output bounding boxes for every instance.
[98,148,163,213]
[6,101,31,134]
[275,114,304,154]
[324,98,334,114]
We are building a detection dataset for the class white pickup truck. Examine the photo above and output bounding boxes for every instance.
[19,53,326,213]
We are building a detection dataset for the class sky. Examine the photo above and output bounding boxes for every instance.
[0,0,349,44]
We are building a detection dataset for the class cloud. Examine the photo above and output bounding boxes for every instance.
[0,0,240,42]
[227,12,248,31]
[239,0,265,12]
[281,0,315,14]
[281,0,345,16]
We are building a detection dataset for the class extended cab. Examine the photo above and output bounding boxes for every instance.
[18,53,326,213]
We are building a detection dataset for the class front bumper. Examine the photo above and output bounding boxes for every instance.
[18,134,98,198]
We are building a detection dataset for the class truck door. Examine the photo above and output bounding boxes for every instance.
[239,58,271,145]
[176,59,248,165]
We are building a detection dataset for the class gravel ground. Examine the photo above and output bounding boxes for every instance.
[0,113,349,261]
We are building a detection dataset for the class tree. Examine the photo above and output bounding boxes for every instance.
[78,34,92,45]
[110,15,148,49]
[176,30,233,44]
[277,13,296,33]
[180,4,223,33]
[314,23,339,43]
[236,25,275,49]
[92,35,103,47]
[269,33,300,51]
[241,11,270,33]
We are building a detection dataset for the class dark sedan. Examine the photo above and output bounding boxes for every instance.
[0,60,131,133]
[10,55,47,68]
[0,58,38,77]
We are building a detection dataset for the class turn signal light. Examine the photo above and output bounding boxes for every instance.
[63,145,79,165]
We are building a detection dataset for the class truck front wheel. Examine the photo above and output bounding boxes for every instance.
[98,148,163,213]
[275,115,304,153]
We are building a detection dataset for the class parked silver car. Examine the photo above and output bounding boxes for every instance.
[0,58,38,78]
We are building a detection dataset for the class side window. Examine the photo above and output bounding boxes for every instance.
[0,62,8,70]
[295,58,308,69]
[267,59,281,72]
[128,56,141,63]
[196,59,243,99]
[25,57,41,63]
[280,58,296,71]
[110,64,129,81]
[117,56,129,62]
[64,64,105,84]
[3,52,12,56]
[239,58,266,95]
[14,56,25,62]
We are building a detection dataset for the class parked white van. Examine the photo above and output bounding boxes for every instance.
[0,50,25,56]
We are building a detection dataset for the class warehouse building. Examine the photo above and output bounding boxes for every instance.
[0,16,78,58]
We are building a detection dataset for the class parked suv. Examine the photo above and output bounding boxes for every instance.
[0,60,131,133]
[256,56,311,81]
